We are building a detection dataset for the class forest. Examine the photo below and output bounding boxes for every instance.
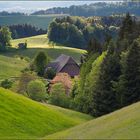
[48,15,123,48]
[32,2,140,16]
[0,24,47,39]
[68,13,140,116]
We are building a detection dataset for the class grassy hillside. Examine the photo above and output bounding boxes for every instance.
[12,34,49,48]
[0,15,66,29]
[46,102,140,139]
[0,88,92,139]
[0,55,28,80]
[11,34,85,62]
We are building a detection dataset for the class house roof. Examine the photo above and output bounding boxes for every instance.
[46,54,78,73]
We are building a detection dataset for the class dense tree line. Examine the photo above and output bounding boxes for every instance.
[32,2,140,17]
[0,24,46,39]
[0,11,25,16]
[48,16,121,49]
[8,24,46,39]
[70,13,140,117]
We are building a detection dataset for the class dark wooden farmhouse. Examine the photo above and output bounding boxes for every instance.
[45,54,80,77]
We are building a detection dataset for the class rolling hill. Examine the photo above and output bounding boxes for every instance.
[0,88,92,139]
[46,102,140,139]
[11,34,85,62]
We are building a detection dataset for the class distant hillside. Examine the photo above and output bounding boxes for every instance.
[0,88,92,139]
[0,15,66,30]
[32,2,140,17]
[46,102,140,139]
[0,11,25,16]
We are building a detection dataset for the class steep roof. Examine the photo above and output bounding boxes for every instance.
[46,54,78,73]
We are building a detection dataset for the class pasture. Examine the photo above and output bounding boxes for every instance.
[11,34,85,62]
[0,15,66,29]
[46,102,140,139]
[0,88,92,139]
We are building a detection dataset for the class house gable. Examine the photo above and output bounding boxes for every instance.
[45,54,80,77]
[60,57,80,77]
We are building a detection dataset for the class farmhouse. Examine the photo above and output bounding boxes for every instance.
[45,54,80,77]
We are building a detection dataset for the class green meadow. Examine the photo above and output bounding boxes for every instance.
[46,102,140,139]
[0,15,67,29]
[11,34,85,62]
[0,88,92,139]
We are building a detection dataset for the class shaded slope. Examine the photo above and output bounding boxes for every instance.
[46,102,140,139]
[0,88,92,139]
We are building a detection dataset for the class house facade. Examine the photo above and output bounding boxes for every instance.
[45,54,80,77]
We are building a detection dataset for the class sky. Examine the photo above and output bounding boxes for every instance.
[0,1,123,13]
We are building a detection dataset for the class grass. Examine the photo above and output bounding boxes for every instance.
[0,15,67,29]
[12,34,49,48]
[46,102,140,139]
[0,55,28,80]
[10,34,85,62]
[0,88,92,139]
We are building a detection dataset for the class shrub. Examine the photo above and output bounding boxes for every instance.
[0,27,12,51]
[45,67,56,79]
[27,80,47,101]
[49,83,70,108]
[0,79,13,89]
[33,51,50,76]
[18,72,37,94]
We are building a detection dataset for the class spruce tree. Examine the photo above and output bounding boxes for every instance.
[119,13,138,45]
[116,39,140,107]
[87,38,102,56]
[91,41,121,116]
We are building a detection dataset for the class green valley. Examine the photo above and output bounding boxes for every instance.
[46,102,140,139]
[0,2,140,139]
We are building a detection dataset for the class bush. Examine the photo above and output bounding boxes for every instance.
[45,67,56,79]
[27,80,47,101]
[49,83,70,108]
[0,27,12,51]
[33,51,50,76]
[0,79,13,89]
[18,72,37,94]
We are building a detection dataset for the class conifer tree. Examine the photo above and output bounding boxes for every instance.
[87,38,102,56]
[91,41,121,116]
[115,38,140,107]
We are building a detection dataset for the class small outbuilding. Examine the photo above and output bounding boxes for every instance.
[45,54,80,77]
[18,42,27,50]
